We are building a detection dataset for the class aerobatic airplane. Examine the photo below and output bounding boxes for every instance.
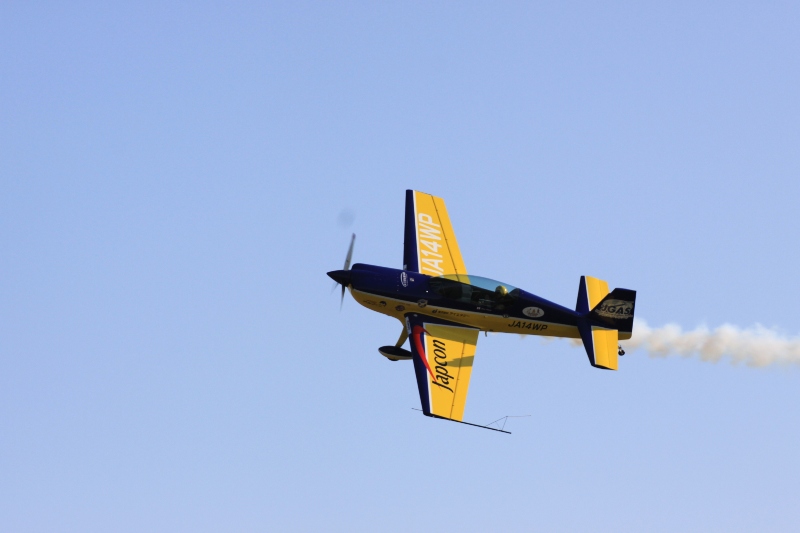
[328,190,636,433]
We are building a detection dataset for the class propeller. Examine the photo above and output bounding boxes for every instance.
[330,233,355,309]
[343,233,355,271]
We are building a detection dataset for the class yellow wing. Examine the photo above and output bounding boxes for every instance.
[408,315,479,422]
[403,190,467,277]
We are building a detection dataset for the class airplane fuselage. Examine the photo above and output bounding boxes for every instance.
[332,263,598,340]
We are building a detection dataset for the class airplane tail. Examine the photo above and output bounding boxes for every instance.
[575,276,637,370]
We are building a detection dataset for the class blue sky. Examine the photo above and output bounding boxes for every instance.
[2,2,800,531]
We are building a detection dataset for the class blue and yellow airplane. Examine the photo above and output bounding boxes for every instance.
[328,190,636,433]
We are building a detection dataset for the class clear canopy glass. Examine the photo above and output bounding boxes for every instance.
[434,274,516,293]
[428,274,519,309]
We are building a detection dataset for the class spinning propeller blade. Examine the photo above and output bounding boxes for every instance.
[332,233,355,310]
[343,233,355,271]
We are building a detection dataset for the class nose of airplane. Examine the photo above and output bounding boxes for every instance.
[327,269,353,286]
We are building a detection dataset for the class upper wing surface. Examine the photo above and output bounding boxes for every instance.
[406,313,479,422]
[403,190,467,276]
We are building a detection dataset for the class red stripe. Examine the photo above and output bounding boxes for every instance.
[412,325,436,382]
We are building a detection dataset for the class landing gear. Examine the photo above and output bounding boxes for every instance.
[618,345,625,356]
[379,346,413,361]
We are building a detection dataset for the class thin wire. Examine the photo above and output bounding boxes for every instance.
[485,414,531,430]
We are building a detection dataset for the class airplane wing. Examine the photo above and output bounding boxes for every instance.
[403,190,467,276]
[405,313,479,423]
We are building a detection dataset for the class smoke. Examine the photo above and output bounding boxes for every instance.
[621,319,800,367]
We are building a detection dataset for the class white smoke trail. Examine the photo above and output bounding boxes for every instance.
[621,319,800,367]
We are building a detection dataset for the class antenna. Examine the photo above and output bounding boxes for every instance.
[484,415,531,432]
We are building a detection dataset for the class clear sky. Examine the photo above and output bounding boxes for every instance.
[2,2,800,532]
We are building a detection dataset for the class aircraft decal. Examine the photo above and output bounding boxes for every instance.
[411,324,436,381]
[522,306,545,318]
[594,299,634,319]
[507,321,549,331]
[417,213,444,275]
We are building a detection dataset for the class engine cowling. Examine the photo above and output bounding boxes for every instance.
[378,346,412,361]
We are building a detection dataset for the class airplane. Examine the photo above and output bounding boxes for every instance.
[328,190,636,433]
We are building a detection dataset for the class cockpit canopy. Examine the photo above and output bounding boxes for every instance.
[428,274,520,310]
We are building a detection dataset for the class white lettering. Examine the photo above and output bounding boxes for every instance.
[418,223,441,241]
[418,213,440,227]
[420,239,441,253]
[421,258,444,274]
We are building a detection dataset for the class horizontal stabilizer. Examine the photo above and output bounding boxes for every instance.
[576,275,624,370]
[577,320,619,370]
[576,275,610,314]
